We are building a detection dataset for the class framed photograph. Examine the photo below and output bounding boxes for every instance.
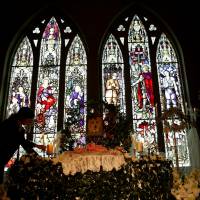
[87,116,103,136]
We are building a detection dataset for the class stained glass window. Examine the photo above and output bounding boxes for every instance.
[64,35,87,146]
[6,16,87,157]
[156,33,190,166]
[33,17,61,154]
[7,37,33,117]
[5,37,34,161]
[4,9,192,168]
[128,15,156,153]
[102,34,125,113]
[102,13,190,167]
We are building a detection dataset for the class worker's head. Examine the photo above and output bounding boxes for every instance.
[16,107,35,125]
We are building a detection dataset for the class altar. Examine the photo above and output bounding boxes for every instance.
[4,148,174,200]
[52,150,126,175]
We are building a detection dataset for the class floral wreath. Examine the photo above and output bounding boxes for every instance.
[160,107,188,133]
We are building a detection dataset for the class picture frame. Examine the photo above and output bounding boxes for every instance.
[87,116,103,136]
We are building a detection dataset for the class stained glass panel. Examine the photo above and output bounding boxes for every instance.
[156,34,182,110]
[133,119,157,152]
[6,37,33,117]
[163,119,190,167]
[12,37,33,66]
[33,67,59,155]
[5,37,34,164]
[33,17,61,156]
[5,15,88,161]
[64,35,87,147]
[156,33,190,166]
[6,67,33,117]
[39,17,61,66]
[128,15,157,152]
[102,34,125,113]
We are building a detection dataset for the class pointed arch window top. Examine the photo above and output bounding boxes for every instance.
[12,37,33,66]
[66,35,87,65]
[157,33,177,63]
[128,15,148,43]
[102,34,123,64]
[39,17,61,66]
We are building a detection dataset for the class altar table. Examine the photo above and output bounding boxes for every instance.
[52,150,126,175]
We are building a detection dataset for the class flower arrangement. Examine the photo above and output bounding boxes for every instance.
[171,169,200,200]
[160,107,191,170]
[3,152,200,199]
[4,153,174,200]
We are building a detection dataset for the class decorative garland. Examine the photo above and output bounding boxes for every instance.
[160,107,188,133]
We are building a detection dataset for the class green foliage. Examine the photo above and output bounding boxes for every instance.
[115,112,133,151]
[102,103,133,150]
[59,128,75,152]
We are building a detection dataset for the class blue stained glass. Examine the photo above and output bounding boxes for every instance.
[65,35,87,146]
[7,36,33,117]
[156,33,190,167]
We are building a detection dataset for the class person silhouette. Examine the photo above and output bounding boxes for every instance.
[0,107,46,184]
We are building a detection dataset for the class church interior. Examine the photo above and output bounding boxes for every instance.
[0,0,200,199]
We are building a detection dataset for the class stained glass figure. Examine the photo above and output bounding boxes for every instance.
[65,35,87,147]
[128,15,157,152]
[102,34,125,113]
[33,17,61,156]
[156,33,190,166]
[6,37,33,117]
[157,34,182,110]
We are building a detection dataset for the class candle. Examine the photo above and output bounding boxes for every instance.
[47,144,54,155]
[137,142,143,152]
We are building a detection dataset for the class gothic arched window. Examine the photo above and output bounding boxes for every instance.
[101,11,190,167]
[6,15,87,156]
